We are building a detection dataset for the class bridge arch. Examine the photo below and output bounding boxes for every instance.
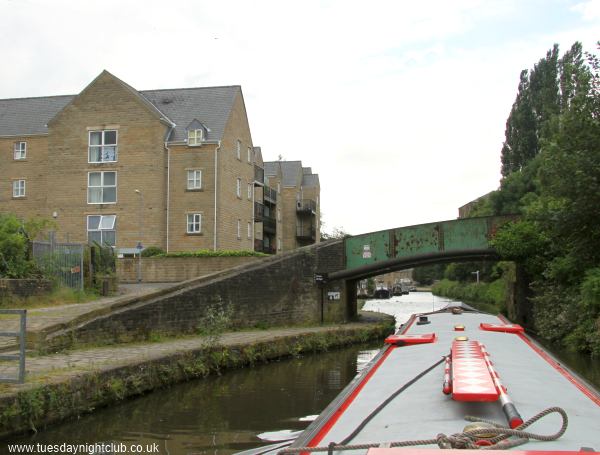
[327,215,514,282]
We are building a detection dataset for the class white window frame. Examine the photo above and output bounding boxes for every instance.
[247,221,252,239]
[278,238,282,251]
[247,183,252,200]
[237,219,241,239]
[87,215,117,246]
[247,147,252,163]
[188,129,204,146]
[187,213,202,234]
[14,142,26,160]
[187,169,202,189]
[236,178,242,198]
[236,140,241,160]
[88,171,117,204]
[88,130,118,163]
[12,180,26,198]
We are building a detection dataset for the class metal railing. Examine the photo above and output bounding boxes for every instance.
[33,234,84,290]
[254,201,265,220]
[296,224,316,240]
[296,199,317,214]
[0,309,26,384]
[264,186,277,203]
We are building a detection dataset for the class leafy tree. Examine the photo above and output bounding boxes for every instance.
[0,213,49,278]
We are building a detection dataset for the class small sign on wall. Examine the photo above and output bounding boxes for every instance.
[362,245,371,259]
[327,291,341,300]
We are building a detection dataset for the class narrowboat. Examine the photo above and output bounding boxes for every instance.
[243,302,600,455]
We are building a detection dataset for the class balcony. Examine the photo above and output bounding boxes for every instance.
[264,186,277,204]
[254,239,276,254]
[296,224,316,241]
[254,202,264,221]
[296,199,316,214]
[263,215,276,233]
[254,165,264,185]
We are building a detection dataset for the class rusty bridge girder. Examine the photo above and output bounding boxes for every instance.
[329,215,515,281]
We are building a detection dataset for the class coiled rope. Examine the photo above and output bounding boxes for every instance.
[277,407,568,454]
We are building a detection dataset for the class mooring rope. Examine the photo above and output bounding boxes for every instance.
[277,407,568,454]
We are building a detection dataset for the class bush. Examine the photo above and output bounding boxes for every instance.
[155,249,268,258]
[141,246,165,257]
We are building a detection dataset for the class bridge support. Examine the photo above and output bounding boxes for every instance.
[506,263,533,327]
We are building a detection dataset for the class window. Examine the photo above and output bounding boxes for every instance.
[187,213,202,233]
[237,219,241,239]
[87,215,116,246]
[12,180,25,198]
[236,140,241,160]
[14,142,26,160]
[89,130,117,163]
[188,129,204,146]
[247,183,252,199]
[278,238,282,251]
[187,170,202,189]
[88,171,116,204]
[247,221,252,239]
[277,183,281,193]
[236,178,242,198]
[247,147,252,163]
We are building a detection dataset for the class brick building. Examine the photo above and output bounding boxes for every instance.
[0,70,320,254]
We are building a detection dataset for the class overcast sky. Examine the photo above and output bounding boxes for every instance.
[1,0,599,235]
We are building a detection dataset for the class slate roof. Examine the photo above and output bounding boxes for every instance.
[0,79,240,143]
[264,160,319,188]
[141,86,240,142]
[264,161,281,176]
[302,173,319,188]
[0,95,74,136]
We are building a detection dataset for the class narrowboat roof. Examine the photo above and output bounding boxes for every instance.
[288,303,600,454]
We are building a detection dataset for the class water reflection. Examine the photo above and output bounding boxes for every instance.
[362,291,453,328]
[7,343,381,454]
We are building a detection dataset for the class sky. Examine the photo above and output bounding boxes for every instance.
[1,0,599,235]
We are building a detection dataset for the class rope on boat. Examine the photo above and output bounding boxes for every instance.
[277,407,568,454]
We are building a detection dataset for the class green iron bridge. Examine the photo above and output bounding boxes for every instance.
[326,215,515,282]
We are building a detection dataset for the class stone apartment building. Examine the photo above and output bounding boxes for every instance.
[0,70,320,254]
[263,161,320,252]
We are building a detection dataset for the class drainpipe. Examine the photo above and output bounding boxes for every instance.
[164,125,175,253]
[214,141,221,251]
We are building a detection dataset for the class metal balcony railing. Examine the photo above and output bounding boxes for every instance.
[254,202,264,221]
[296,199,316,214]
[263,216,276,233]
[254,239,276,254]
[296,224,316,240]
[264,186,277,204]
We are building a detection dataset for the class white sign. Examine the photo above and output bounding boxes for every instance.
[327,292,341,300]
[362,244,372,259]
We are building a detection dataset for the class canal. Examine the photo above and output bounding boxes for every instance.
[7,293,599,454]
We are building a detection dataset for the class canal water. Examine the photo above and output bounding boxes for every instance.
[7,292,599,454]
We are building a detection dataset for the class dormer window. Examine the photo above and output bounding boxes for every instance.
[186,119,208,146]
[188,129,204,146]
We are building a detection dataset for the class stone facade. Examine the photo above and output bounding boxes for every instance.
[117,256,263,283]
[1,71,321,258]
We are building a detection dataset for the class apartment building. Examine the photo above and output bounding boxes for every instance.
[263,161,320,252]
[1,70,321,254]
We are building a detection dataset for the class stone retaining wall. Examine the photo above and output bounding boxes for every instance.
[117,256,263,283]
[44,241,347,350]
[0,279,53,299]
